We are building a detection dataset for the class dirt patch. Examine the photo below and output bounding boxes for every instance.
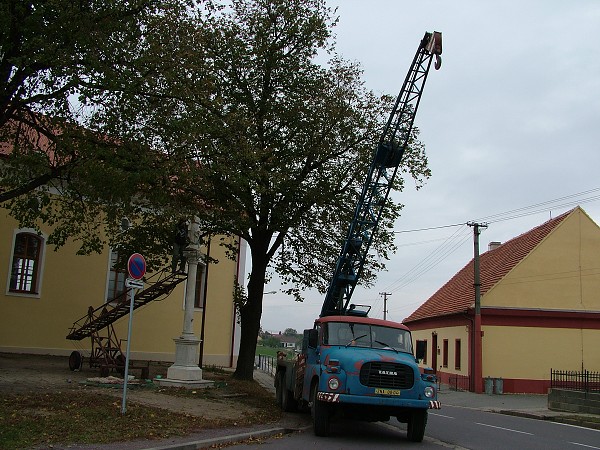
[0,353,267,422]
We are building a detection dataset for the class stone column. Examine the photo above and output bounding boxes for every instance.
[158,242,212,388]
[181,247,198,338]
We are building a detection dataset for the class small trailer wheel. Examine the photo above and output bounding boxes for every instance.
[115,354,126,375]
[68,351,83,372]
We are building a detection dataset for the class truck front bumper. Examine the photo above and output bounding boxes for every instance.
[317,391,441,409]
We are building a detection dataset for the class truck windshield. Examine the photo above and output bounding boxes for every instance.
[323,322,413,354]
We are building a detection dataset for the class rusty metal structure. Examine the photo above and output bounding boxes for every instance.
[67,269,187,376]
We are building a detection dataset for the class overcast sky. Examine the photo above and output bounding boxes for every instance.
[258,0,600,334]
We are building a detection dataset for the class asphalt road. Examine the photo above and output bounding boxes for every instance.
[236,405,600,449]
[424,405,600,450]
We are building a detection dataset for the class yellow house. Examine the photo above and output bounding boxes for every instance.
[404,207,600,394]
[0,209,244,370]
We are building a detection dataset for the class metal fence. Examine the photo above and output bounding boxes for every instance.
[255,354,277,376]
[551,369,600,392]
[447,374,471,391]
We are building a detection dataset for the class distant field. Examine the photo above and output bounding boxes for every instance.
[255,345,279,357]
[255,345,297,358]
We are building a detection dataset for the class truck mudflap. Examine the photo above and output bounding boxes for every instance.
[317,392,340,402]
[317,391,441,410]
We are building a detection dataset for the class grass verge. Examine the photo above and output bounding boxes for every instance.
[0,369,281,450]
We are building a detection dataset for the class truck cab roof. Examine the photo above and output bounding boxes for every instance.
[314,315,410,331]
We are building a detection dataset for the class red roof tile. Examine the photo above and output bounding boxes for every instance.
[403,208,574,323]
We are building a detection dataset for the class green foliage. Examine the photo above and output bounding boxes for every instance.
[261,336,282,348]
[0,0,201,261]
[1,0,432,379]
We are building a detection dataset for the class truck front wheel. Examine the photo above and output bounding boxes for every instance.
[311,383,330,436]
[406,409,428,442]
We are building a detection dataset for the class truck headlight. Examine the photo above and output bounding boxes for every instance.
[424,386,435,398]
[328,376,340,390]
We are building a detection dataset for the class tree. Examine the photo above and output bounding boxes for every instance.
[261,336,281,348]
[284,328,298,336]
[0,0,158,192]
[0,0,196,261]
[172,0,431,379]
[1,0,431,381]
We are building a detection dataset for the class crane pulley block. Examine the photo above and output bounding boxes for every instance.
[375,142,402,168]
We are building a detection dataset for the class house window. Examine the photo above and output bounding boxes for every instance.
[107,250,127,302]
[455,339,461,370]
[9,232,43,294]
[443,339,449,368]
[416,339,428,364]
[193,262,207,309]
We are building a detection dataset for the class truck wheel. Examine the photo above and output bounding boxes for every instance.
[406,409,428,442]
[275,372,285,408]
[311,383,330,436]
[281,383,298,412]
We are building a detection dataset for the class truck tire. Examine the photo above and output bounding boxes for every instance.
[281,383,298,412]
[275,372,285,408]
[311,383,330,436]
[406,409,427,442]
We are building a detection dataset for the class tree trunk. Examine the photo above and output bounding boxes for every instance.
[233,238,270,380]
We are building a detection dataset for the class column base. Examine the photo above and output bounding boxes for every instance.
[156,377,214,389]
[156,336,214,389]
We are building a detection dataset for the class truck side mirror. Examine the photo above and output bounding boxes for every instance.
[308,329,318,348]
[415,340,426,361]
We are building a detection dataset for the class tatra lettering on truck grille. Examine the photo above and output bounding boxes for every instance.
[360,362,414,389]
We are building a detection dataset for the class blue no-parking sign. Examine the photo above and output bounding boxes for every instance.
[127,253,146,280]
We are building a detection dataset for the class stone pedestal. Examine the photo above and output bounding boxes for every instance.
[157,336,213,388]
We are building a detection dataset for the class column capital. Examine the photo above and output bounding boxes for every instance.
[183,247,200,263]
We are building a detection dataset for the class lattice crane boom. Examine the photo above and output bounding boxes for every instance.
[320,31,442,317]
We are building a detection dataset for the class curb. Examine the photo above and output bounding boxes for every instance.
[497,410,600,430]
[143,424,312,450]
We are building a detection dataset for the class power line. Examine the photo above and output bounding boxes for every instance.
[392,187,600,235]
[383,225,471,294]
[380,188,600,298]
[476,188,600,223]
[393,223,464,234]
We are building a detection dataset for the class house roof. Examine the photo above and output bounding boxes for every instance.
[403,208,575,324]
[273,334,300,344]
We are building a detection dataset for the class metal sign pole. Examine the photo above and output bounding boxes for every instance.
[121,284,136,415]
[122,253,146,415]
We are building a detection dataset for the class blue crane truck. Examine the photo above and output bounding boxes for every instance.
[274,31,443,442]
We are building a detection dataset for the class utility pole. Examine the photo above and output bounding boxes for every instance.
[467,221,487,393]
[379,292,391,320]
